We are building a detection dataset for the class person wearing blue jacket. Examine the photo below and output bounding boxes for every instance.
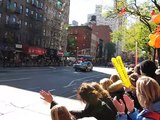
[113,76,160,120]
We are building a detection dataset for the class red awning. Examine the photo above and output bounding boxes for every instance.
[22,45,46,55]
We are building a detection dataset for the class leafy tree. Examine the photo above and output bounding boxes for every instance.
[67,36,76,56]
[106,0,160,63]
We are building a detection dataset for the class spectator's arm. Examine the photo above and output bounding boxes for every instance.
[116,114,128,120]
[128,108,139,120]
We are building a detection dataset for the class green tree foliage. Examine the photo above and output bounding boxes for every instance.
[67,37,76,56]
[108,0,160,60]
[111,22,156,58]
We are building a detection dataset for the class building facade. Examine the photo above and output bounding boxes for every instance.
[67,26,92,58]
[0,0,70,67]
[67,25,112,62]
[87,4,125,56]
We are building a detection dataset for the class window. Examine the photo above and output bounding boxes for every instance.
[31,10,33,15]
[32,0,34,4]
[30,23,32,27]
[13,17,16,23]
[18,20,21,28]
[0,13,1,23]
[43,29,46,36]
[35,13,37,19]
[14,2,17,8]
[25,21,27,26]
[43,17,46,21]
[26,8,29,16]
[41,3,43,8]
[6,15,9,24]
[19,20,21,25]
[20,5,23,14]
[36,0,38,6]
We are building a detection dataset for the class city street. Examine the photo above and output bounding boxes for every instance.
[0,66,116,99]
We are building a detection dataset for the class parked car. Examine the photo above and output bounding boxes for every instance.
[73,61,93,72]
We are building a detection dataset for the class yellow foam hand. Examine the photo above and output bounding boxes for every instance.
[111,56,132,88]
[116,56,132,88]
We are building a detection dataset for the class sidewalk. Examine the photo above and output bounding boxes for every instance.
[0,85,85,120]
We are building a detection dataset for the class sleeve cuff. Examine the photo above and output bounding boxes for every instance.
[50,101,57,109]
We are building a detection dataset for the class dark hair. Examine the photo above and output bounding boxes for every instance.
[140,60,157,79]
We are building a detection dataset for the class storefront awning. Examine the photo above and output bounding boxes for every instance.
[22,45,46,55]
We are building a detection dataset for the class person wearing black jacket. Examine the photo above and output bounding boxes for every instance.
[40,83,116,120]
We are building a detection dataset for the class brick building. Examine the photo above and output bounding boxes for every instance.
[92,24,112,59]
[0,0,70,67]
[67,25,112,61]
[67,26,92,58]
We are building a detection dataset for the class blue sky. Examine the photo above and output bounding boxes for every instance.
[69,0,113,25]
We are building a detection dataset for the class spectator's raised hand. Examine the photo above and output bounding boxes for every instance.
[40,90,53,103]
[113,96,125,113]
[123,94,134,112]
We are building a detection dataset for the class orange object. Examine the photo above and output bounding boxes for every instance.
[148,30,160,48]
[155,34,160,48]
[148,34,155,47]
[120,7,126,16]
[151,10,160,24]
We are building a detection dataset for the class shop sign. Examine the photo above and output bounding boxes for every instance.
[57,50,64,57]
[15,44,22,48]
[22,45,46,55]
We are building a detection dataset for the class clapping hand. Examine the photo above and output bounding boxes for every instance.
[113,94,134,113]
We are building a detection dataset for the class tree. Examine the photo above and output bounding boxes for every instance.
[106,0,160,64]
[67,36,76,56]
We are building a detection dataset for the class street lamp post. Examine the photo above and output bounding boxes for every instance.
[76,47,79,62]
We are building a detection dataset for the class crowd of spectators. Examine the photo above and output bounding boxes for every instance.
[40,59,160,120]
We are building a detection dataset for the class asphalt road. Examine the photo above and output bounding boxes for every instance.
[0,66,116,99]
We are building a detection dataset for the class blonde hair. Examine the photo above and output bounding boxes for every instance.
[90,82,111,98]
[51,105,73,120]
[136,76,160,109]
[99,78,113,90]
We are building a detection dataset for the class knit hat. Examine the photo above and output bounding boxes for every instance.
[140,60,157,78]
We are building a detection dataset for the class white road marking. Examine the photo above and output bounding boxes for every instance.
[64,74,104,88]
[84,78,94,82]
[48,89,56,92]
[68,94,77,99]
[0,77,31,83]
